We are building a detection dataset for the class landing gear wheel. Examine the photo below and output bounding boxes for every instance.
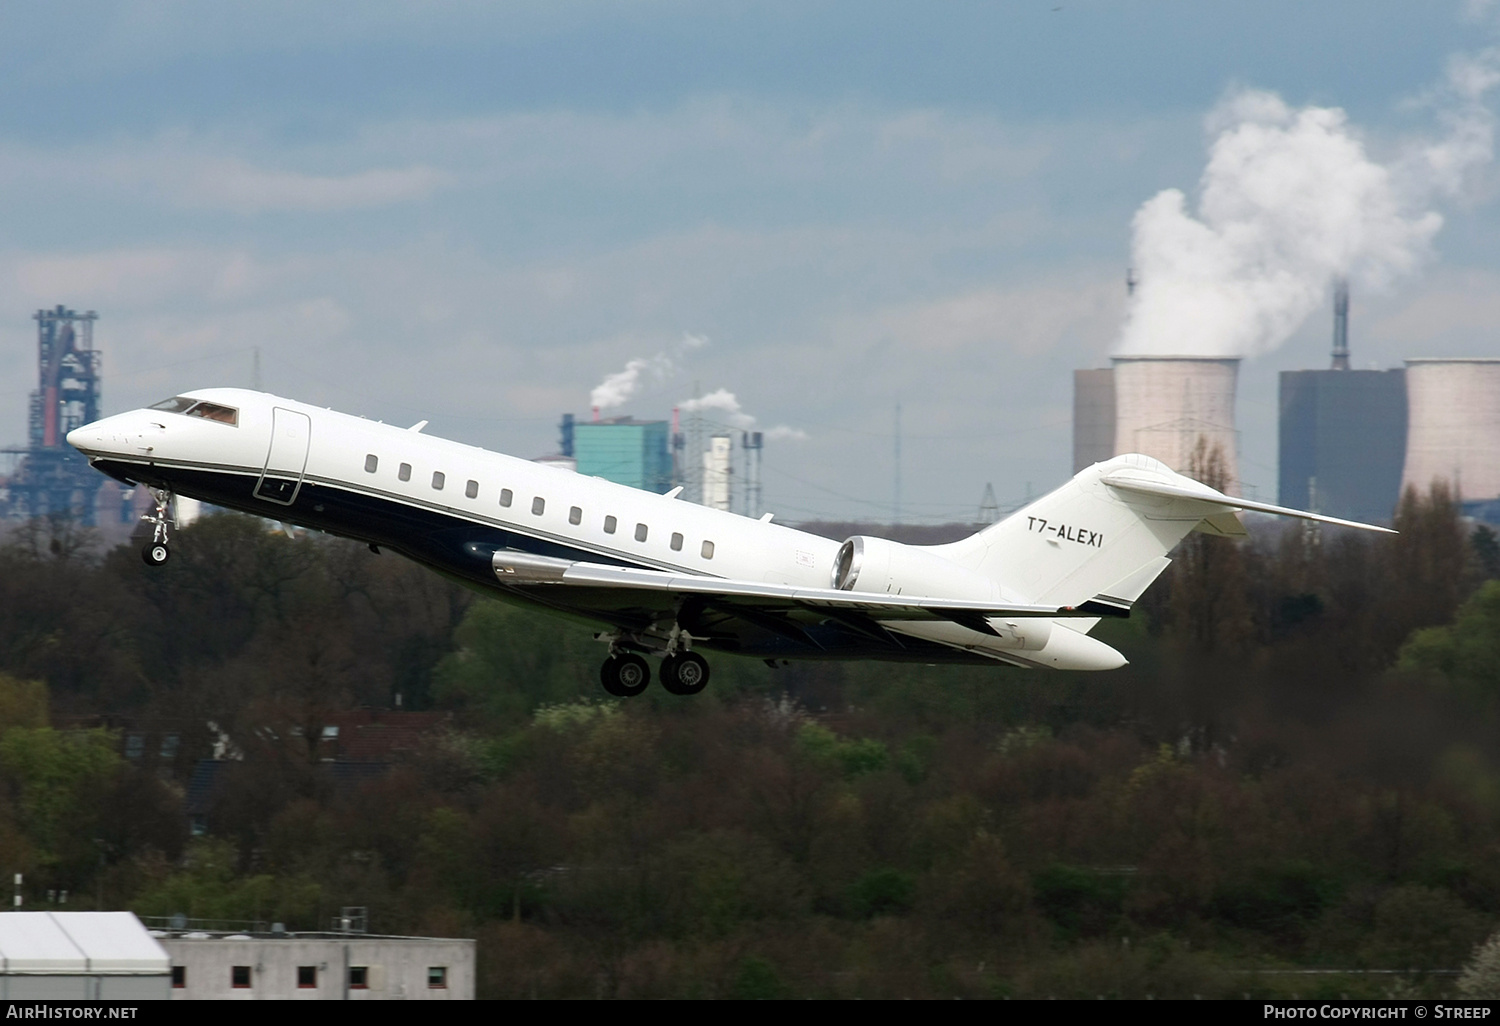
[660,651,710,696]
[141,542,170,567]
[600,653,650,698]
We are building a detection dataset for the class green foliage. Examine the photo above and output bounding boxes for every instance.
[731,956,786,999]
[1399,579,1500,703]
[895,734,937,784]
[795,722,888,777]
[4,494,1500,995]
[848,868,916,918]
[0,675,47,731]
[0,726,120,867]
[533,699,619,733]
[131,838,321,927]
[1360,885,1487,972]
[432,598,597,724]
[1209,861,1342,941]
[1032,864,1128,940]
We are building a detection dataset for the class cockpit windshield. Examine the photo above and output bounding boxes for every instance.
[149,396,197,414]
[148,396,239,426]
[186,402,238,425]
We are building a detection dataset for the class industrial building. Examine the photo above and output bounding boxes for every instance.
[0,305,150,542]
[574,417,672,494]
[156,929,474,1001]
[0,912,171,1000]
[1073,356,1240,487]
[1072,368,1116,473]
[1276,280,1409,523]
[1401,358,1500,521]
[1278,369,1406,521]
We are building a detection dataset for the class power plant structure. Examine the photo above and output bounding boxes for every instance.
[1400,358,1500,521]
[1072,356,1241,488]
[1277,280,1408,522]
[572,417,672,494]
[0,305,136,531]
[558,408,767,517]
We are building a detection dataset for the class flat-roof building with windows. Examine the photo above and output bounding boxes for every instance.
[156,929,474,1000]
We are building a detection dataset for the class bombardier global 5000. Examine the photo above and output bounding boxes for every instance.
[67,389,1391,697]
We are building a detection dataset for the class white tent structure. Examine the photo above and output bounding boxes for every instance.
[0,912,170,1000]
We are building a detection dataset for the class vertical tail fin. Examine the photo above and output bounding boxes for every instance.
[934,454,1391,612]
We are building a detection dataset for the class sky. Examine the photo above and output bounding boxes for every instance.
[2,1,1498,523]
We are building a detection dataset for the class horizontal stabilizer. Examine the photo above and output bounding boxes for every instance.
[1101,471,1395,534]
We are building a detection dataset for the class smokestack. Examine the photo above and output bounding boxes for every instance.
[592,406,600,422]
[1332,278,1350,371]
[1112,355,1240,489]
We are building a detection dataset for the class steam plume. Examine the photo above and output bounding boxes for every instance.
[589,332,709,413]
[1117,50,1499,358]
[680,387,807,441]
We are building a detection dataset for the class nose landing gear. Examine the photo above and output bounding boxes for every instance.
[140,487,174,567]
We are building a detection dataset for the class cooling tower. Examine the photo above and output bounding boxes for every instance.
[1400,358,1500,506]
[1112,356,1240,487]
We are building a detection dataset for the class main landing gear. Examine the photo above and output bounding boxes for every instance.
[598,636,711,698]
[140,487,174,567]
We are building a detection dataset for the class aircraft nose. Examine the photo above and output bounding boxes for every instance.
[67,423,112,454]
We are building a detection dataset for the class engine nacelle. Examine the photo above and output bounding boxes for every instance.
[831,536,1051,650]
[831,536,999,602]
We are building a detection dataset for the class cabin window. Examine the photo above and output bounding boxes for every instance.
[364,454,378,473]
[428,966,448,989]
[701,540,715,560]
[532,497,545,516]
[185,401,239,425]
[500,488,513,508]
[635,523,648,543]
[604,515,617,534]
[569,506,582,525]
[349,967,368,990]
[232,965,252,989]
[671,532,684,552]
[465,480,478,499]
[432,471,445,490]
[297,966,317,988]
[171,966,185,989]
[398,463,412,482]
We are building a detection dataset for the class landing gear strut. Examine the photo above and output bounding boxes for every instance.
[600,653,650,698]
[140,487,174,567]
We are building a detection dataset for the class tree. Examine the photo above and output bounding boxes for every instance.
[1164,438,1253,655]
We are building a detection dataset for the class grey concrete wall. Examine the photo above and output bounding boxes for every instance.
[162,936,474,1000]
[0,975,169,1000]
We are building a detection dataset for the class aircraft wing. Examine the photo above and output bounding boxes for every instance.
[490,550,1119,640]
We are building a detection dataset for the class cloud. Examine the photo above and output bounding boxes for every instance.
[182,160,450,213]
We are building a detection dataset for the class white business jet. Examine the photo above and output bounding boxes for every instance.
[67,388,1390,697]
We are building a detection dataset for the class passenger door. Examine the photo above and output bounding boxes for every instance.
[254,408,311,505]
